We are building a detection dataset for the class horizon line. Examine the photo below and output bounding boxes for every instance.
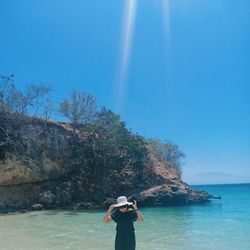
[190,182,250,186]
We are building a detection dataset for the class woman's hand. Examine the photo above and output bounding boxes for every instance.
[132,200,144,222]
[132,200,138,210]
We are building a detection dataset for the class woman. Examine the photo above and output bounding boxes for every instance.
[103,196,144,250]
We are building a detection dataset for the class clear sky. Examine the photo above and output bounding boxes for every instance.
[1,0,249,184]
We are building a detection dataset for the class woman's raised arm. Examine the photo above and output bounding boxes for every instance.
[133,201,144,222]
[103,204,116,223]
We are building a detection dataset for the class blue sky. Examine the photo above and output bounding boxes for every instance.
[1,0,249,184]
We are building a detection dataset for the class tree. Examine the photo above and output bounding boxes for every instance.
[77,108,148,194]
[43,97,54,130]
[59,90,96,134]
[147,138,185,176]
[0,74,51,116]
[24,84,51,116]
[0,74,15,112]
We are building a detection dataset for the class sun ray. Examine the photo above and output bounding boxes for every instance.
[162,0,171,42]
[162,0,172,88]
[115,0,137,112]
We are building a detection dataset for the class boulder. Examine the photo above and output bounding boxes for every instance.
[39,191,56,207]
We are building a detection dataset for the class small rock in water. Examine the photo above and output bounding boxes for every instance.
[32,203,44,210]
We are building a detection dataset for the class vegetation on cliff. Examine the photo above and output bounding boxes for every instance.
[0,74,184,178]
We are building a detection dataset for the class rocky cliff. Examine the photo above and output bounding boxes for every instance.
[0,112,211,212]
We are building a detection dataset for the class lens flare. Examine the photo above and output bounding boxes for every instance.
[162,0,172,83]
[115,0,137,112]
[162,0,171,41]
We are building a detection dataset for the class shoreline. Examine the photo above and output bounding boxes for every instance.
[0,200,212,215]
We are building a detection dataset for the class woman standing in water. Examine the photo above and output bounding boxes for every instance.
[103,196,144,250]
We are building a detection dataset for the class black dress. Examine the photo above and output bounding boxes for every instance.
[111,209,138,250]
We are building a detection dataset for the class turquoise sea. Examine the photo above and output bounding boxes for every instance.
[0,183,249,250]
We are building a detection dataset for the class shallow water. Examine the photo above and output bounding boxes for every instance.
[0,184,249,250]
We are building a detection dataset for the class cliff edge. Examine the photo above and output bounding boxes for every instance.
[0,112,211,212]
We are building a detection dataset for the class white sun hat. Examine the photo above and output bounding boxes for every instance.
[114,196,133,207]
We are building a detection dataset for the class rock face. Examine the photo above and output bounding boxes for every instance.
[0,117,73,186]
[137,185,211,206]
[131,152,212,206]
[0,113,211,212]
